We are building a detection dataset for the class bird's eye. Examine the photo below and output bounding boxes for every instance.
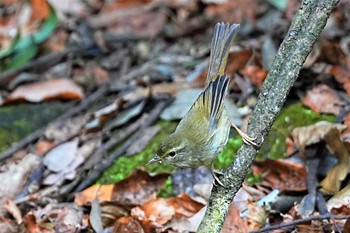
[168,151,176,157]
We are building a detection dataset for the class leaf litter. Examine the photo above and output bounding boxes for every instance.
[1,0,350,232]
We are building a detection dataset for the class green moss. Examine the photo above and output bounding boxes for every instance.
[259,102,335,159]
[98,121,177,184]
[246,172,263,184]
[214,137,242,169]
[213,102,336,169]
[0,102,70,152]
[157,177,174,198]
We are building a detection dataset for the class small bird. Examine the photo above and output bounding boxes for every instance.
[147,22,256,186]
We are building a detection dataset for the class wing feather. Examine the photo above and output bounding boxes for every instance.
[191,75,229,133]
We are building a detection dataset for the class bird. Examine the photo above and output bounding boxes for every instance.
[147,22,256,186]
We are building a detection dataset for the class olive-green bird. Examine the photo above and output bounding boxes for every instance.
[147,22,256,186]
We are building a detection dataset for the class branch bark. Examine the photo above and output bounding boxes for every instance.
[197,0,339,232]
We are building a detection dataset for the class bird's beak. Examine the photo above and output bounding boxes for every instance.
[146,155,161,166]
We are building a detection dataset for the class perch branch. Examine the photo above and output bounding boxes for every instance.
[197,0,340,232]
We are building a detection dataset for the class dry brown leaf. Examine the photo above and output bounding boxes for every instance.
[292,121,350,194]
[111,169,169,206]
[327,184,350,214]
[30,0,49,21]
[3,198,22,224]
[131,198,175,228]
[112,216,144,233]
[292,121,347,152]
[28,204,84,233]
[100,202,130,227]
[35,140,55,155]
[241,65,268,88]
[104,0,153,11]
[75,184,114,206]
[75,170,169,206]
[0,153,40,206]
[301,84,344,115]
[226,50,254,74]
[246,200,268,230]
[205,0,257,23]
[167,193,204,218]
[221,204,249,233]
[5,79,84,104]
[252,159,307,192]
[107,9,166,38]
[23,214,54,233]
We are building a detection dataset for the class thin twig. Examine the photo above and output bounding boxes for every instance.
[250,215,350,233]
[73,100,169,192]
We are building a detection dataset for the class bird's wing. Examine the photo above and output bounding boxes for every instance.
[205,23,239,88]
[190,75,229,133]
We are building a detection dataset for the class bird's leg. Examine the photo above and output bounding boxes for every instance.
[210,162,225,187]
[229,120,257,146]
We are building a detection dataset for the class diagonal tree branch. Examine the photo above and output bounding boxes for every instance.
[197,0,340,232]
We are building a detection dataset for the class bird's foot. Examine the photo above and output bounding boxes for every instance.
[210,162,225,187]
[229,121,257,146]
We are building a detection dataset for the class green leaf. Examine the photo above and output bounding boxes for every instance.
[0,2,58,70]
[2,42,38,71]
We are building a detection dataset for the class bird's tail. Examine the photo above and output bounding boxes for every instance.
[205,22,240,88]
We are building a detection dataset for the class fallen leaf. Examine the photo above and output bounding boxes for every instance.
[111,169,169,206]
[75,170,169,206]
[327,184,350,214]
[167,206,206,232]
[292,121,347,152]
[205,0,257,23]
[5,79,84,104]
[112,216,144,233]
[43,139,79,173]
[0,216,18,233]
[0,153,40,205]
[342,112,350,141]
[44,115,88,143]
[301,84,344,115]
[75,184,114,206]
[107,9,166,38]
[35,140,55,155]
[221,204,249,233]
[3,198,22,224]
[90,198,104,233]
[131,198,175,227]
[167,193,204,218]
[246,200,268,230]
[252,159,307,191]
[30,0,49,21]
[23,214,52,233]
[30,204,84,233]
[226,50,254,74]
[104,0,153,11]
[292,121,350,194]
[241,65,268,88]
[100,202,130,227]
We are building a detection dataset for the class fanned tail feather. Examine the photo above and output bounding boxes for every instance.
[205,23,239,88]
